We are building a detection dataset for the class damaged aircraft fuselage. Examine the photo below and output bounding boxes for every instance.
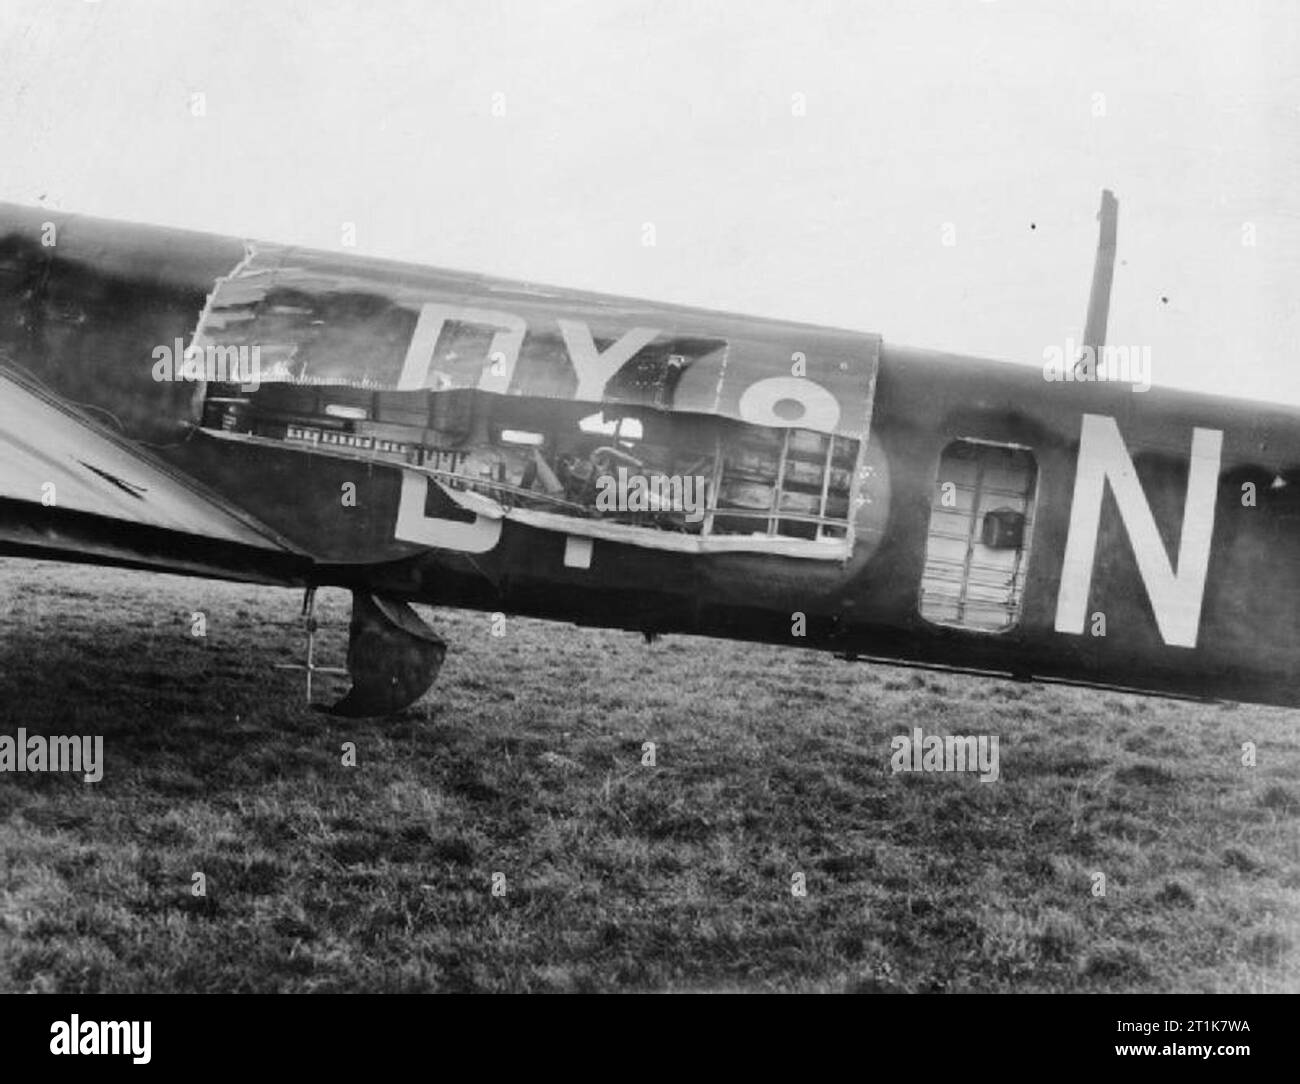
[3,201,1300,713]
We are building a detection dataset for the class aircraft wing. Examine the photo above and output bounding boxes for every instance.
[0,365,306,584]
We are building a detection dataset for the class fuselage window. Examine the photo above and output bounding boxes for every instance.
[919,439,1037,632]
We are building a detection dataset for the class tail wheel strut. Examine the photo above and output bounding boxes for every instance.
[276,588,446,716]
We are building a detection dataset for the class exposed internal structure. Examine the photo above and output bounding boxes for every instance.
[182,242,879,556]
[200,383,859,543]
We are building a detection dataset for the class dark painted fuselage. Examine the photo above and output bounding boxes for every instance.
[2,205,1298,707]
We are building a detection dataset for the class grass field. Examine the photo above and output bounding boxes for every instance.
[0,557,1297,993]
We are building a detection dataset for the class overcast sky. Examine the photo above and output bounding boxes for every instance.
[1,0,1297,403]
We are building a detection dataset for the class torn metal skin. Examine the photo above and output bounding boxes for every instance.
[5,200,1300,714]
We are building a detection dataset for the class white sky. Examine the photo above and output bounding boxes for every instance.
[1,0,1297,403]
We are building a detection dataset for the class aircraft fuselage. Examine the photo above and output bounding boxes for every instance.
[2,204,1297,708]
